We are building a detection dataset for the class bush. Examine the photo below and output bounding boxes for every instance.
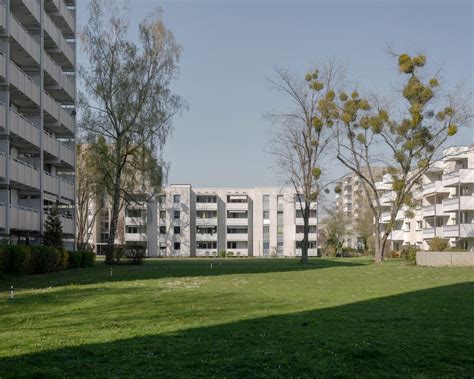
[385,250,400,259]
[0,245,31,275]
[226,251,234,257]
[428,237,449,251]
[68,251,83,269]
[81,251,96,267]
[30,246,60,274]
[125,245,146,265]
[219,250,226,258]
[400,245,418,265]
[57,248,70,270]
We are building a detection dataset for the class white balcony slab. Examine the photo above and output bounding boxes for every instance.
[10,205,40,231]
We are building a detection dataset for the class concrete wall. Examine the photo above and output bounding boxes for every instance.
[416,251,474,267]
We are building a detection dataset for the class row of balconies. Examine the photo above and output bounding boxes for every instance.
[0,153,74,200]
[0,54,74,134]
[442,169,474,187]
[4,104,74,167]
[46,0,75,35]
[42,8,75,67]
[423,224,474,239]
[0,202,74,234]
[422,197,474,217]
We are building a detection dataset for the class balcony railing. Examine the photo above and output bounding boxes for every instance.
[0,202,5,228]
[226,233,248,242]
[10,13,40,63]
[46,0,75,34]
[0,153,4,178]
[9,106,40,147]
[21,0,41,23]
[443,169,474,187]
[43,10,75,66]
[43,51,75,100]
[10,61,40,105]
[10,157,40,189]
[0,52,5,78]
[10,204,40,231]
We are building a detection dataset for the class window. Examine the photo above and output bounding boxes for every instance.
[174,226,181,235]
[197,195,217,203]
[160,226,166,234]
[197,210,217,219]
[295,209,317,218]
[197,226,217,234]
[405,222,411,232]
[227,241,237,249]
[174,210,180,219]
[126,208,144,218]
[159,210,166,219]
[296,241,317,249]
[126,226,138,234]
[263,195,270,210]
[277,195,284,210]
[158,195,166,204]
[174,242,181,250]
[197,242,217,249]
[416,221,422,230]
[227,227,248,234]
[263,211,270,220]
[277,210,284,225]
[227,211,247,219]
[460,211,467,224]
[277,226,284,234]
[227,195,247,203]
[173,195,181,203]
[159,243,166,250]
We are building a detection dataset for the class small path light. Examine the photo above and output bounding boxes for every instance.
[210,262,213,269]
[9,285,14,300]
[110,268,113,277]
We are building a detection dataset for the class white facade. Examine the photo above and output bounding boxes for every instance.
[0,1,76,245]
[381,145,474,251]
[93,185,319,257]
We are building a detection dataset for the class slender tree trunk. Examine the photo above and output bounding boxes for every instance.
[301,204,309,264]
[106,144,123,264]
[374,219,383,263]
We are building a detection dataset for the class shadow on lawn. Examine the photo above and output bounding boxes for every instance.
[1,282,473,378]
[0,258,369,291]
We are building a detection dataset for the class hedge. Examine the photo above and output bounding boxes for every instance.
[0,245,96,276]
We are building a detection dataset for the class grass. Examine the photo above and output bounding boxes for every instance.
[0,257,473,378]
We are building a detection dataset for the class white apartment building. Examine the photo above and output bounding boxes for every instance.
[0,1,76,245]
[92,185,319,257]
[382,145,474,251]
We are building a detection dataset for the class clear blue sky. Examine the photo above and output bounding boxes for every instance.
[77,0,473,187]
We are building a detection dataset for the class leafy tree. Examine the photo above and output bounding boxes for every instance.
[43,207,63,249]
[325,53,472,262]
[79,0,185,259]
[321,207,349,256]
[266,63,342,263]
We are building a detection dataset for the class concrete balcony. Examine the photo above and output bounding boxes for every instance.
[381,211,391,223]
[58,177,74,201]
[196,217,218,226]
[43,130,59,157]
[0,52,5,78]
[0,5,6,30]
[296,232,317,241]
[422,180,448,196]
[10,204,40,231]
[389,229,404,241]
[43,51,75,101]
[46,0,75,35]
[21,0,41,23]
[226,233,248,242]
[196,202,218,210]
[0,202,4,228]
[43,171,59,195]
[196,248,217,257]
[443,197,474,213]
[443,224,474,238]
[43,10,75,67]
[380,191,396,206]
[196,233,218,241]
[59,214,74,235]
[226,202,248,211]
[295,217,317,225]
[295,248,318,256]
[422,204,443,218]
[10,157,40,189]
[423,226,444,239]
[10,61,40,105]
[125,233,147,242]
[58,142,74,167]
[125,217,145,226]
[226,217,248,226]
[8,106,40,148]
[443,169,474,187]
[227,248,248,256]
[10,13,40,64]
[43,91,74,135]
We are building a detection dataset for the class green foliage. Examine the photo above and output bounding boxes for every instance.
[447,124,457,136]
[81,251,96,267]
[428,237,449,252]
[226,251,234,257]
[334,186,342,194]
[0,245,31,275]
[125,245,146,265]
[400,245,418,265]
[311,167,321,179]
[30,246,60,274]
[43,207,63,249]
[219,250,226,258]
[68,251,83,269]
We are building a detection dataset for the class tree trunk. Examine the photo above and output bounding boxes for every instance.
[374,219,383,263]
[300,204,309,264]
[106,145,123,264]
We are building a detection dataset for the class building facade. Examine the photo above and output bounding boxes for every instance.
[90,185,319,257]
[0,1,76,246]
[381,145,474,251]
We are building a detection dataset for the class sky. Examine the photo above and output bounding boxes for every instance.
[77,0,473,188]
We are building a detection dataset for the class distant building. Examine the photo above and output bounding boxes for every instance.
[88,185,319,257]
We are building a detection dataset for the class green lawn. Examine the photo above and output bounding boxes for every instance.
[0,258,473,378]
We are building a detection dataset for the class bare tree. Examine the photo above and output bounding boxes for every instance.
[331,53,472,262]
[79,0,185,263]
[266,63,343,263]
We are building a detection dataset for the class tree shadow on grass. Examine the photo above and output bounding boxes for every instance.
[0,258,369,291]
[1,282,473,378]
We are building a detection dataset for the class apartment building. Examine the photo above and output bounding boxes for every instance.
[90,185,319,257]
[0,1,76,246]
[335,168,387,248]
[380,145,474,251]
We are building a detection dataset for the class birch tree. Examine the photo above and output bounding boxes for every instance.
[79,0,185,263]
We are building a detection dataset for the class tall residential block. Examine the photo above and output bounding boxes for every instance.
[0,1,76,245]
